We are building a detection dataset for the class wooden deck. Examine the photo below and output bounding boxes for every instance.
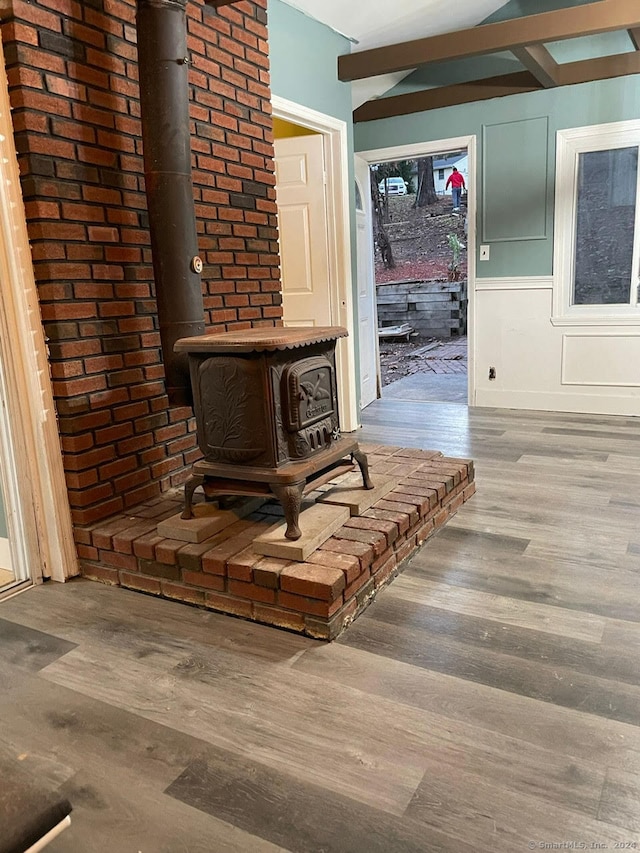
[1,397,640,851]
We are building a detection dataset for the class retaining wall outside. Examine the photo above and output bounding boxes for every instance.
[377,279,467,338]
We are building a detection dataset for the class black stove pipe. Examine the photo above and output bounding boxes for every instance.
[136,0,205,407]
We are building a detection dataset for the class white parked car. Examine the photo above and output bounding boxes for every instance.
[378,176,407,195]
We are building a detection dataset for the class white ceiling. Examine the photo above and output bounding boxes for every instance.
[280,0,511,107]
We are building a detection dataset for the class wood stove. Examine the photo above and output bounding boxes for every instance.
[174,327,372,539]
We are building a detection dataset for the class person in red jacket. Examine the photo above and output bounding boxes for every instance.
[445,166,466,210]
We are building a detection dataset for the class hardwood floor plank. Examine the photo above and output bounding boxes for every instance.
[598,768,640,832]
[601,620,640,656]
[514,451,640,480]
[516,447,610,461]
[0,662,290,853]
[0,616,77,672]
[0,580,313,662]
[37,624,427,814]
[409,525,640,621]
[542,426,640,443]
[415,526,531,553]
[386,574,606,642]
[294,643,640,774]
[17,593,609,825]
[338,616,640,726]
[363,592,640,686]
[405,764,639,852]
[409,556,640,622]
[36,628,609,821]
[166,756,490,853]
[441,501,630,552]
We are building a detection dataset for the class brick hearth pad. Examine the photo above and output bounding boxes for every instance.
[77,444,475,640]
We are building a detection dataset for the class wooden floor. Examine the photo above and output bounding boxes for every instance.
[1,398,640,852]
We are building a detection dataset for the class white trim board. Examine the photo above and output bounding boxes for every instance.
[0,39,78,582]
[476,387,640,416]
[272,95,359,432]
[476,276,553,291]
[356,136,475,164]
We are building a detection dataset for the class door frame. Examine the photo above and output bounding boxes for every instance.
[356,135,478,406]
[0,38,78,586]
[272,95,359,432]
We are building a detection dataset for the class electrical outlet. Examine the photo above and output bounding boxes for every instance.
[489,366,496,380]
[480,244,490,261]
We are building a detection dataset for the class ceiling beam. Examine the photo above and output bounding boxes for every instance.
[512,44,559,88]
[353,50,640,123]
[353,72,542,123]
[629,27,640,49]
[555,49,640,86]
[339,0,640,81]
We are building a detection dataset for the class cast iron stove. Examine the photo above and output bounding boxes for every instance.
[174,327,373,539]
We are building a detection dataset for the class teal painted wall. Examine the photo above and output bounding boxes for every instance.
[354,76,640,277]
[268,0,352,122]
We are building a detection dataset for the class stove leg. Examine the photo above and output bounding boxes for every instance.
[181,474,205,520]
[352,447,374,490]
[271,482,304,540]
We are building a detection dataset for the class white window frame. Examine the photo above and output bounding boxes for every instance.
[552,119,640,327]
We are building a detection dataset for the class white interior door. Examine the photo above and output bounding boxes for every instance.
[274,134,332,327]
[355,155,379,408]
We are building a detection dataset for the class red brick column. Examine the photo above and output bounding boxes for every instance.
[1,0,282,527]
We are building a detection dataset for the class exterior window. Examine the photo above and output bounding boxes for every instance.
[574,147,638,305]
[438,169,445,180]
[553,120,640,323]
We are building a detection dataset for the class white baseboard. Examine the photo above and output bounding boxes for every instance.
[476,387,640,416]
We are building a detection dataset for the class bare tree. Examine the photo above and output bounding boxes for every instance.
[414,156,438,208]
[370,168,395,269]
[375,162,396,223]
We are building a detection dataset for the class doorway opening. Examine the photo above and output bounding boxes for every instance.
[373,151,468,404]
[356,136,476,410]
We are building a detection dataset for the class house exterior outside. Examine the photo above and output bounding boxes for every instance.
[432,152,468,196]
[0,0,638,586]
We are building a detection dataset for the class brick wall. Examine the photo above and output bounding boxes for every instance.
[1,0,282,530]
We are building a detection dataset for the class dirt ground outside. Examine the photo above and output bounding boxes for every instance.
[375,194,468,284]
